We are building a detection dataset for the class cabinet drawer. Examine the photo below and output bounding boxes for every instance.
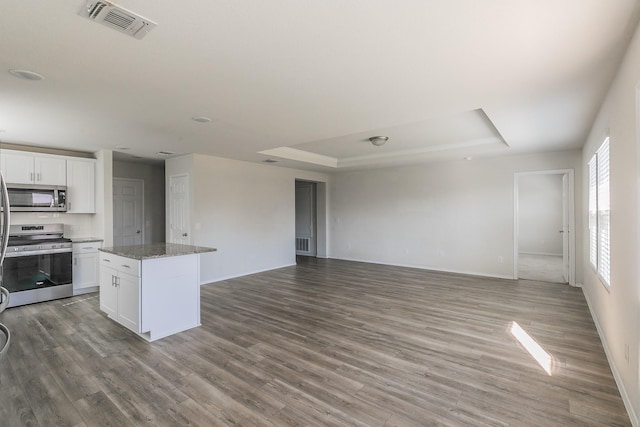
[73,241,102,254]
[99,252,141,277]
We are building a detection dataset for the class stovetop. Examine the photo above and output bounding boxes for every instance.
[6,223,72,253]
[8,237,72,246]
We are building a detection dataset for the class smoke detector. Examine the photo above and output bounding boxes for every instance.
[80,1,157,40]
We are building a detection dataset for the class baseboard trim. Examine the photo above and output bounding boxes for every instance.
[519,251,563,257]
[329,256,514,280]
[582,288,638,426]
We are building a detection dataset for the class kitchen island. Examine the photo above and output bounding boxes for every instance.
[99,243,216,342]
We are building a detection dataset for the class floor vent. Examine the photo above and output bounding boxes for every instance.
[296,238,310,253]
[80,1,157,40]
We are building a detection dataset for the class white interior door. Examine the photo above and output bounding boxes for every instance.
[562,173,570,282]
[295,181,316,256]
[113,178,144,246]
[169,174,190,244]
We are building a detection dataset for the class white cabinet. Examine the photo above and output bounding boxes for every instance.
[0,150,66,185]
[66,159,96,213]
[99,264,118,318]
[73,241,102,295]
[99,248,202,341]
[99,252,141,334]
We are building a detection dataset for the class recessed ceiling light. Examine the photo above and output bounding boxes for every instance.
[8,69,45,81]
[464,156,473,161]
[115,146,130,150]
[369,136,389,146]
[156,151,175,156]
[262,159,278,163]
[192,116,212,123]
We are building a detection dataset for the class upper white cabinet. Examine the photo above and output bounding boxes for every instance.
[66,158,96,213]
[0,150,66,185]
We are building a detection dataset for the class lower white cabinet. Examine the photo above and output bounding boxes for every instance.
[100,253,141,334]
[73,241,102,295]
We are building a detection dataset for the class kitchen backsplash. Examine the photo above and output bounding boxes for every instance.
[10,212,95,238]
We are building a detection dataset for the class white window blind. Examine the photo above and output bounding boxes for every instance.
[597,139,610,285]
[588,137,610,287]
[588,157,598,269]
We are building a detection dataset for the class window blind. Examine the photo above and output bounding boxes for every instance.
[588,137,610,287]
[597,138,610,285]
[588,157,598,269]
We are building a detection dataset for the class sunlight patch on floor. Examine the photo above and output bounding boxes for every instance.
[510,321,553,375]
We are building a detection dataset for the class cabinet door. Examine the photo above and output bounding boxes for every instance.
[35,156,66,185]
[66,159,96,213]
[117,271,140,333]
[1,152,35,184]
[99,265,118,318]
[73,252,99,290]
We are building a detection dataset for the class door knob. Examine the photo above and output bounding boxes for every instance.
[559,230,565,233]
[182,233,188,237]
[136,230,141,234]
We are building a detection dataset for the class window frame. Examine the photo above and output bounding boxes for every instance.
[588,137,610,289]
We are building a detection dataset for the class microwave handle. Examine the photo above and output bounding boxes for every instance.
[57,189,67,209]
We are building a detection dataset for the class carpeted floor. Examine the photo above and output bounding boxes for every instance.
[519,253,566,283]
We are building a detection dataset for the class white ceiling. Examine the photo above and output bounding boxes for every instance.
[0,1,638,171]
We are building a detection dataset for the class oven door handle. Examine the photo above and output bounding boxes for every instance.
[4,248,73,258]
[0,287,9,314]
[0,322,10,361]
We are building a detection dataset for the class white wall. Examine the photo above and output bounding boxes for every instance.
[518,174,563,255]
[92,150,113,246]
[581,18,640,426]
[329,150,582,280]
[165,154,329,284]
[113,160,165,243]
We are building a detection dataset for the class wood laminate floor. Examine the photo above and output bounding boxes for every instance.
[0,259,630,426]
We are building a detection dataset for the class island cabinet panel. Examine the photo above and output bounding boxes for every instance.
[140,254,200,340]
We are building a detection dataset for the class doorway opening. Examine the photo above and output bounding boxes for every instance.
[295,180,327,261]
[514,170,575,284]
[295,181,317,258]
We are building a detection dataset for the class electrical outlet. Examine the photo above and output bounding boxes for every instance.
[498,256,504,263]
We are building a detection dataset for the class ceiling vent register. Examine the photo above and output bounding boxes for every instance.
[80,1,157,39]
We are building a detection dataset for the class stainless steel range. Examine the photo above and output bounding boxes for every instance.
[3,224,72,307]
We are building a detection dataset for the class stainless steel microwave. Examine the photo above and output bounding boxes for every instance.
[6,184,67,212]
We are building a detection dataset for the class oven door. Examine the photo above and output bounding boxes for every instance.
[2,249,72,294]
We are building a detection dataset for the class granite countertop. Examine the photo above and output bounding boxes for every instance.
[70,237,104,243]
[100,243,217,260]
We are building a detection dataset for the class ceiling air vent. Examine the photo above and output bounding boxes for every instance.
[80,1,157,39]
